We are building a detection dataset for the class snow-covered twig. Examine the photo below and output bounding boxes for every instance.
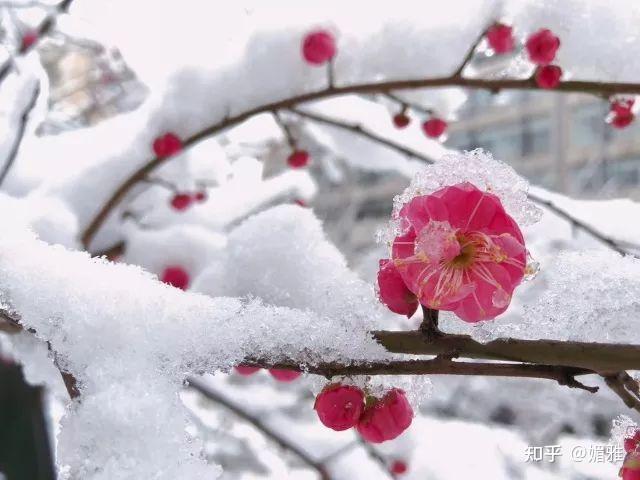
[187,376,334,480]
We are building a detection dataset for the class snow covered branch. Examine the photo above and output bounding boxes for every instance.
[79,59,640,249]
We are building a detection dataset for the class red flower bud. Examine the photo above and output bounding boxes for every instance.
[487,23,514,54]
[525,28,560,65]
[302,30,336,65]
[314,384,365,431]
[534,65,562,89]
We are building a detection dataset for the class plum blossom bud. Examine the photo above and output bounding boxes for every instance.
[314,383,365,431]
[525,28,560,65]
[535,65,562,89]
[161,266,190,290]
[153,133,183,158]
[357,388,413,443]
[302,30,336,65]
[377,259,418,318]
[486,23,514,54]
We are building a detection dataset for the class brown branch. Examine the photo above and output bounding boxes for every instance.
[272,111,296,148]
[420,305,442,341]
[374,330,640,372]
[246,357,597,392]
[291,107,639,258]
[186,376,333,480]
[604,372,640,413]
[0,82,39,187]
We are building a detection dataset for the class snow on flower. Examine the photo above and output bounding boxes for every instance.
[378,150,538,322]
[382,182,527,322]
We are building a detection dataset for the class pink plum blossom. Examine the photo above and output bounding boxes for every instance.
[387,182,526,322]
[377,259,418,318]
[314,383,365,431]
[356,388,413,443]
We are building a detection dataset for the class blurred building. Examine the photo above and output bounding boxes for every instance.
[449,89,640,200]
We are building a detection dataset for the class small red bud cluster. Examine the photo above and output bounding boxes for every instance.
[525,29,562,89]
[390,108,448,142]
[314,383,413,443]
[169,189,208,211]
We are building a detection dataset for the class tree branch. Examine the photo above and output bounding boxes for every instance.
[527,192,639,257]
[247,357,597,392]
[186,376,333,480]
[453,24,491,78]
[374,330,640,372]
[80,73,640,249]
[0,82,40,187]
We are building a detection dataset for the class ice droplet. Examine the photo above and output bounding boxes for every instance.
[524,252,540,282]
[491,288,510,308]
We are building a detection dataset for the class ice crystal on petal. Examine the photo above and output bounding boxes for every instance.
[379,149,540,246]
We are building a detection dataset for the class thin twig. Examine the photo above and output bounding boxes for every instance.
[453,24,491,77]
[527,192,639,258]
[289,107,436,163]
[0,82,39,187]
[187,376,333,480]
[272,110,296,148]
